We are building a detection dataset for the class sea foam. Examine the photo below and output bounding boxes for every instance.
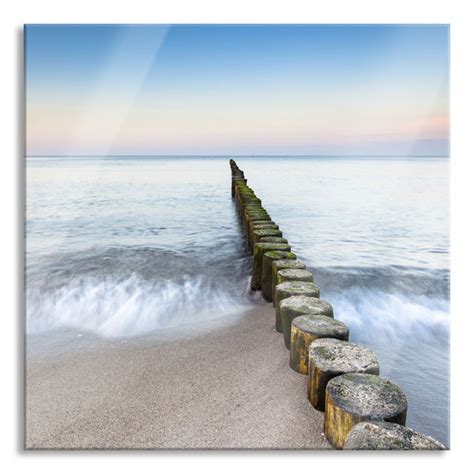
[26,273,253,338]
[328,287,449,343]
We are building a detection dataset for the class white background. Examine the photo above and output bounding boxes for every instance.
[1,0,472,472]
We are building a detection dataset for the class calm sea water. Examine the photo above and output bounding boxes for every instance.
[26,156,449,446]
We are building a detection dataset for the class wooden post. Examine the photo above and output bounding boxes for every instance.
[343,421,446,450]
[251,243,293,291]
[271,260,306,303]
[324,373,407,449]
[289,316,349,375]
[274,282,321,333]
[279,296,334,348]
[307,338,379,409]
[261,251,298,301]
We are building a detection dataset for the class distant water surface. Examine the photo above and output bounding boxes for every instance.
[26,156,449,446]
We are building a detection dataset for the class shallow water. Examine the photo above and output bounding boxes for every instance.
[26,156,449,446]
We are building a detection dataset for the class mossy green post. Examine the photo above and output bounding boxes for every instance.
[250,222,279,231]
[274,282,320,333]
[261,251,297,302]
[245,216,273,239]
[276,268,314,286]
[244,208,270,225]
[242,204,265,219]
[248,218,273,230]
[307,338,379,410]
[271,260,306,303]
[245,219,274,238]
[245,215,271,231]
[231,177,246,198]
[247,218,273,238]
[251,243,292,291]
[238,194,255,216]
[290,316,349,375]
[279,296,333,349]
[325,373,408,449]
[343,421,446,450]
[260,236,288,244]
[250,228,283,251]
[237,191,259,215]
[249,224,280,248]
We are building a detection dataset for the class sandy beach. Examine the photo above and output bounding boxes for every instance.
[26,303,330,449]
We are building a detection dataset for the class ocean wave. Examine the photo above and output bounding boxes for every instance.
[26,247,449,341]
[27,244,251,286]
[26,273,253,338]
[311,265,449,299]
[312,266,449,343]
[326,287,449,344]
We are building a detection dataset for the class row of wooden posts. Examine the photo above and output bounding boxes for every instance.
[229,159,446,450]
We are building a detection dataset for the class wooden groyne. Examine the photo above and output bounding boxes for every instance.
[229,159,446,450]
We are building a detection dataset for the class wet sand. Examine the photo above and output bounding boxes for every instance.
[25,304,330,449]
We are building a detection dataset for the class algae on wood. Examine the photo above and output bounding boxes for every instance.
[261,251,297,301]
[274,282,320,333]
[251,228,283,251]
[324,373,408,449]
[260,237,289,244]
[289,316,349,375]
[251,243,293,291]
[279,296,334,348]
[271,260,306,303]
[343,421,446,450]
[276,268,314,285]
[307,338,378,410]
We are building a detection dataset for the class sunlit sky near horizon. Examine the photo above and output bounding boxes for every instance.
[25,24,449,156]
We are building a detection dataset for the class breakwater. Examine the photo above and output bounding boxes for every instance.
[230,159,446,450]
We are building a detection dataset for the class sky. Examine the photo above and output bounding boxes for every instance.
[25,24,449,156]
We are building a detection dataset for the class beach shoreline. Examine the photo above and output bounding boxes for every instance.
[25,304,330,449]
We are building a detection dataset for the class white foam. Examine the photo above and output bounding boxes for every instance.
[328,287,449,343]
[26,274,252,338]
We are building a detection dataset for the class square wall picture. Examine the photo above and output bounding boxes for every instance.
[25,24,449,450]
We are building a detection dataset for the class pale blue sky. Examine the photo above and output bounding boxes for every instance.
[26,24,449,156]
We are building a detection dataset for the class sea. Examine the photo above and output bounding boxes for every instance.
[26,156,450,446]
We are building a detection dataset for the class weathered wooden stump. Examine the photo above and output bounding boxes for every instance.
[243,205,267,217]
[251,228,283,251]
[231,177,246,198]
[249,218,274,226]
[244,206,266,215]
[240,202,263,217]
[234,183,251,198]
[307,338,379,410]
[271,259,306,303]
[246,218,273,235]
[276,268,314,285]
[251,243,293,291]
[251,222,279,231]
[343,421,446,450]
[262,252,301,302]
[248,217,273,226]
[325,373,408,449]
[243,202,265,211]
[290,316,349,375]
[274,283,320,333]
[250,227,282,249]
[260,236,288,244]
[245,216,272,235]
[241,202,261,212]
[240,196,258,203]
[246,218,273,238]
[246,215,274,235]
[279,296,333,349]
[244,209,268,223]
